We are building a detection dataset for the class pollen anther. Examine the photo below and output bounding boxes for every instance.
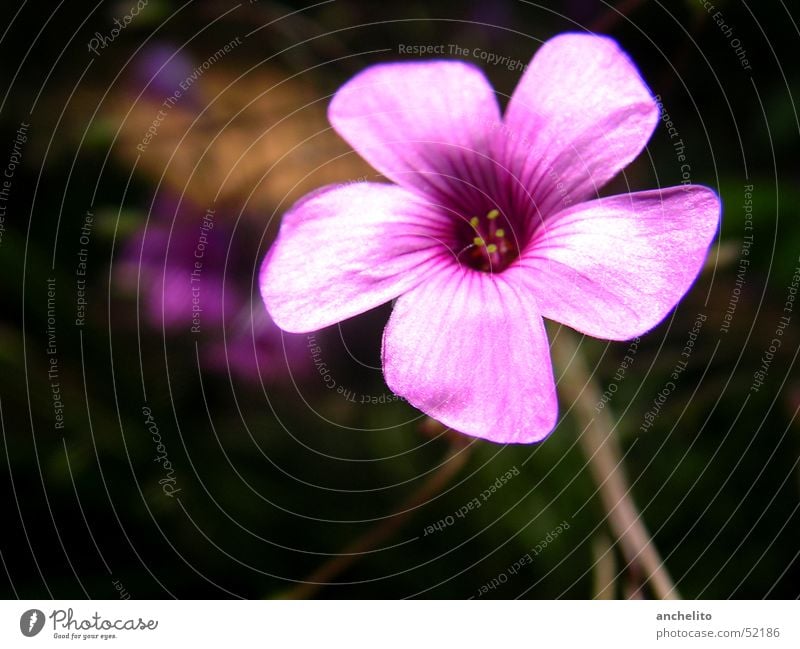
[460,206,517,272]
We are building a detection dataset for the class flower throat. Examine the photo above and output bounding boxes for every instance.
[461,208,518,272]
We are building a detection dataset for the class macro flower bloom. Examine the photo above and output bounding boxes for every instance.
[260,33,720,443]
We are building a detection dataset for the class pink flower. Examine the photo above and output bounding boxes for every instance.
[259,34,720,443]
[116,193,310,382]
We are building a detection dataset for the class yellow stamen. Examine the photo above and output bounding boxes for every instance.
[487,209,500,220]
[486,243,498,254]
[473,237,485,247]
[494,228,505,238]
[469,216,479,228]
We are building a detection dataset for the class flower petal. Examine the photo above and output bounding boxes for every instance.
[328,61,501,207]
[382,266,558,444]
[260,182,449,333]
[503,33,658,216]
[507,185,721,340]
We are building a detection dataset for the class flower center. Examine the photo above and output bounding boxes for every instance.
[458,208,518,273]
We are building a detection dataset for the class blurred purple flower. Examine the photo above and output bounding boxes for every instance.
[205,306,311,382]
[118,194,308,381]
[132,42,200,105]
[118,197,240,331]
[259,34,720,443]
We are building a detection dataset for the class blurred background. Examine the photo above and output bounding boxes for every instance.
[0,0,798,599]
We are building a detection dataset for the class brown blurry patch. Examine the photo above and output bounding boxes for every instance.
[106,66,373,221]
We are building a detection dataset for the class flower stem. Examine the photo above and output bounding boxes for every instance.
[592,533,617,599]
[550,328,680,600]
[280,434,472,599]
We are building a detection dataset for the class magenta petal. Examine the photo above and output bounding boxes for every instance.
[329,61,501,202]
[260,182,448,333]
[508,185,721,340]
[382,267,558,444]
[503,33,658,214]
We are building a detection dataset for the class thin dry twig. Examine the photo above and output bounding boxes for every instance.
[280,435,472,599]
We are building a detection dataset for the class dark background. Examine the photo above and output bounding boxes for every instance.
[0,0,798,599]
